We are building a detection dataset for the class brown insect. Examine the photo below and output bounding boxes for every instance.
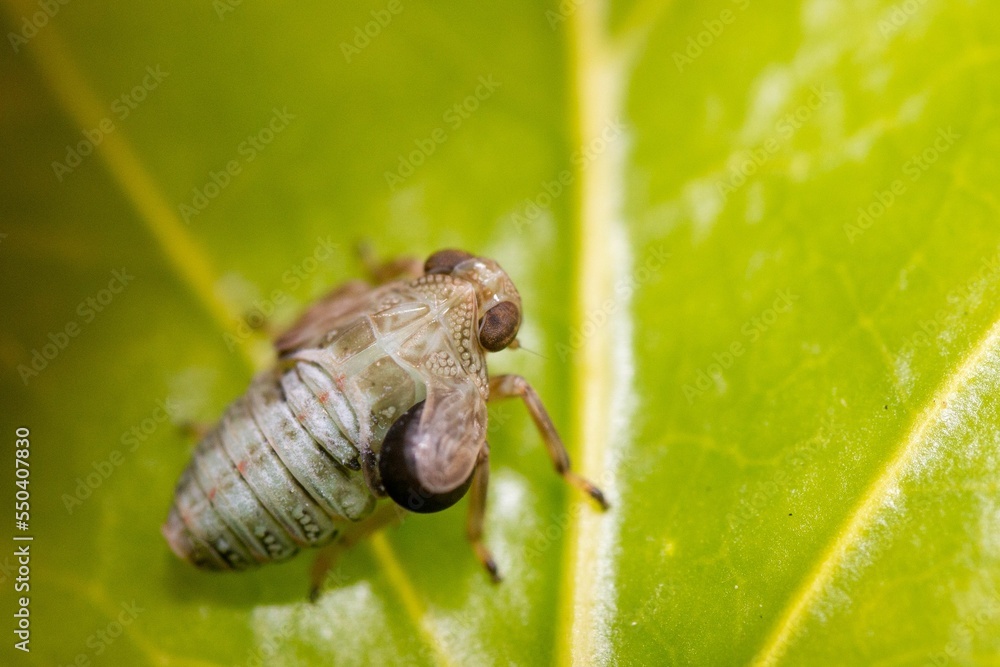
[163,248,607,598]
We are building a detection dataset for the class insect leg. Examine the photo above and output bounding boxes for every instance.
[488,374,609,510]
[308,503,407,602]
[466,443,501,583]
[357,242,423,284]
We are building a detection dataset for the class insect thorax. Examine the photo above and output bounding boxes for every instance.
[290,273,488,450]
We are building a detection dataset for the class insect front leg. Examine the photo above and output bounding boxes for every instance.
[488,374,610,510]
[466,443,501,583]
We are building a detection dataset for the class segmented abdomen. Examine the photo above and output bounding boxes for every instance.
[165,358,425,570]
[164,297,434,570]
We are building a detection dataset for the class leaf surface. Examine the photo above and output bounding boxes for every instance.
[3,1,1000,665]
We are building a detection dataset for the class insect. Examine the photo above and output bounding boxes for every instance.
[163,248,608,597]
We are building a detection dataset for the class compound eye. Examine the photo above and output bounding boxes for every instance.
[378,401,473,513]
[478,301,520,352]
[424,249,474,275]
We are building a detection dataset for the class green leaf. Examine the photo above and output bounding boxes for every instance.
[3,0,1000,665]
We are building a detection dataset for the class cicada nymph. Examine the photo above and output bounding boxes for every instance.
[163,249,607,596]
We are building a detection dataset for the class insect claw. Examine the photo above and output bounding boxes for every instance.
[471,540,502,583]
[479,550,502,584]
[308,585,321,604]
[563,470,610,511]
[589,487,611,511]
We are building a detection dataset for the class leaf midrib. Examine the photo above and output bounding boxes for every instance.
[558,0,662,664]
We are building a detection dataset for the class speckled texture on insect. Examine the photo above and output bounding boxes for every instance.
[163,249,607,589]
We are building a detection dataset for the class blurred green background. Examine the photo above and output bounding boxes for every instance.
[3,0,1000,665]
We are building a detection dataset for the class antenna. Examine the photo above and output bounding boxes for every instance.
[509,339,548,360]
